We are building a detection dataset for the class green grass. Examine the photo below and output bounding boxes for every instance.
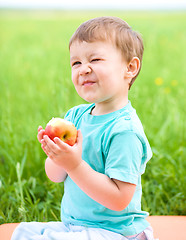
[0,10,185,224]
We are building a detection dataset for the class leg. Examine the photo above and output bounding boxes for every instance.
[0,223,20,240]
[147,216,186,240]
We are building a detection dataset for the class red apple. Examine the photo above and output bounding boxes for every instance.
[45,118,77,146]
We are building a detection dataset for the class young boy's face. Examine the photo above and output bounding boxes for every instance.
[70,40,130,112]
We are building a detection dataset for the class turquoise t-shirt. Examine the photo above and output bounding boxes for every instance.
[61,101,152,236]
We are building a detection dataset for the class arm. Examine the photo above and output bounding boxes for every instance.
[45,157,67,182]
[68,160,136,211]
[41,130,136,211]
[37,126,67,183]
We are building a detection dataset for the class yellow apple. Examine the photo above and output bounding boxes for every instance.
[45,118,77,146]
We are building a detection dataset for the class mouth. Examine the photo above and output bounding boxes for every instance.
[82,80,96,86]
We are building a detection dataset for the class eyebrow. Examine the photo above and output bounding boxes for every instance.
[70,52,104,61]
[70,56,78,62]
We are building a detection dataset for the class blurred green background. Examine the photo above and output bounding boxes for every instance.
[0,10,185,223]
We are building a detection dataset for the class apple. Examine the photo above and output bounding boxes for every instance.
[45,118,77,146]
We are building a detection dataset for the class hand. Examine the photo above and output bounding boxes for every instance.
[41,130,83,173]
[37,126,68,182]
[37,126,45,143]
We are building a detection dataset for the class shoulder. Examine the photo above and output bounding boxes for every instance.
[107,107,141,135]
[102,108,141,153]
[64,104,93,123]
[109,110,149,149]
[103,105,152,165]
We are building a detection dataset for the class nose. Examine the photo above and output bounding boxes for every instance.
[79,63,91,75]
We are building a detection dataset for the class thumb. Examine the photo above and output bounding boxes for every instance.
[76,129,83,145]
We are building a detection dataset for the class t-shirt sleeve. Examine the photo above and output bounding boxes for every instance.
[105,131,143,185]
[64,104,93,127]
[64,108,74,122]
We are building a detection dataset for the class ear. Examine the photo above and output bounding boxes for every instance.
[125,57,140,80]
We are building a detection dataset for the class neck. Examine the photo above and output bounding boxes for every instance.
[92,97,128,116]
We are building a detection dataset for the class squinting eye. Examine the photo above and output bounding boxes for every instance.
[72,61,81,66]
[91,59,100,62]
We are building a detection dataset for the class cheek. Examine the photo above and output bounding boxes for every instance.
[71,71,81,93]
[96,65,114,81]
[71,71,77,84]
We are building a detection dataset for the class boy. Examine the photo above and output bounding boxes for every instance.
[2,16,156,240]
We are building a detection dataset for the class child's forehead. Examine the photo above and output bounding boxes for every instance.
[69,28,116,49]
[69,40,125,63]
[70,40,116,56]
[70,39,113,50]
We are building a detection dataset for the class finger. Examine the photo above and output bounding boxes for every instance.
[38,126,43,132]
[37,129,45,143]
[41,139,46,148]
[43,135,55,147]
[53,137,70,152]
[76,129,83,145]
[41,139,57,158]
[41,143,49,155]
[41,139,49,155]
[42,145,55,159]
[43,135,61,154]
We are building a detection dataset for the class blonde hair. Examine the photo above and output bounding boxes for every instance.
[69,16,144,89]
